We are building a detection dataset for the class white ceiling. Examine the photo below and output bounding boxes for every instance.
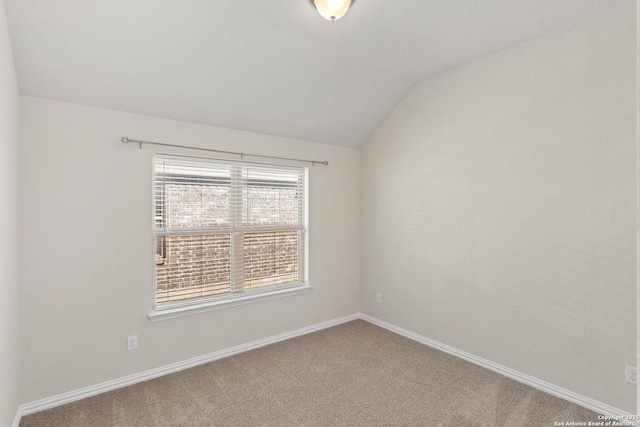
[4,0,625,148]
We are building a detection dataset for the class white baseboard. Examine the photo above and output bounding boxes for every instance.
[14,313,360,422]
[14,312,632,425]
[359,313,633,419]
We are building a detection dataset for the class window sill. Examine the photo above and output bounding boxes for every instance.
[148,283,313,322]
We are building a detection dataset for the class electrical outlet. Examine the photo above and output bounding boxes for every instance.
[376,293,382,304]
[127,335,138,351]
[625,365,637,385]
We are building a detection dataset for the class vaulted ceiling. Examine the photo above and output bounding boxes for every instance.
[4,0,625,147]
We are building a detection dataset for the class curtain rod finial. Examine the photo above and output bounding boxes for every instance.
[121,137,130,144]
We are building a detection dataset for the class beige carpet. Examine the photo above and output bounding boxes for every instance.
[20,320,602,426]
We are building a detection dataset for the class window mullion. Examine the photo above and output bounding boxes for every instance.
[230,166,244,293]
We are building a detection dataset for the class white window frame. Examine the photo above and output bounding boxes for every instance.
[149,154,311,322]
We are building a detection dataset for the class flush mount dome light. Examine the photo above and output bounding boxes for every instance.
[313,0,352,21]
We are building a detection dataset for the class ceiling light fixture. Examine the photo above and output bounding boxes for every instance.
[313,0,352,22]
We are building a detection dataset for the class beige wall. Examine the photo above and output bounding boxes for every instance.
[0,0,21,424]
[19,97,360,402]
[361,1,636,413]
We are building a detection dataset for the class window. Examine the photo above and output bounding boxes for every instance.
[152,155,307,315]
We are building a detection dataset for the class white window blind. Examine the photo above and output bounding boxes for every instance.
[154,155,306,308]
